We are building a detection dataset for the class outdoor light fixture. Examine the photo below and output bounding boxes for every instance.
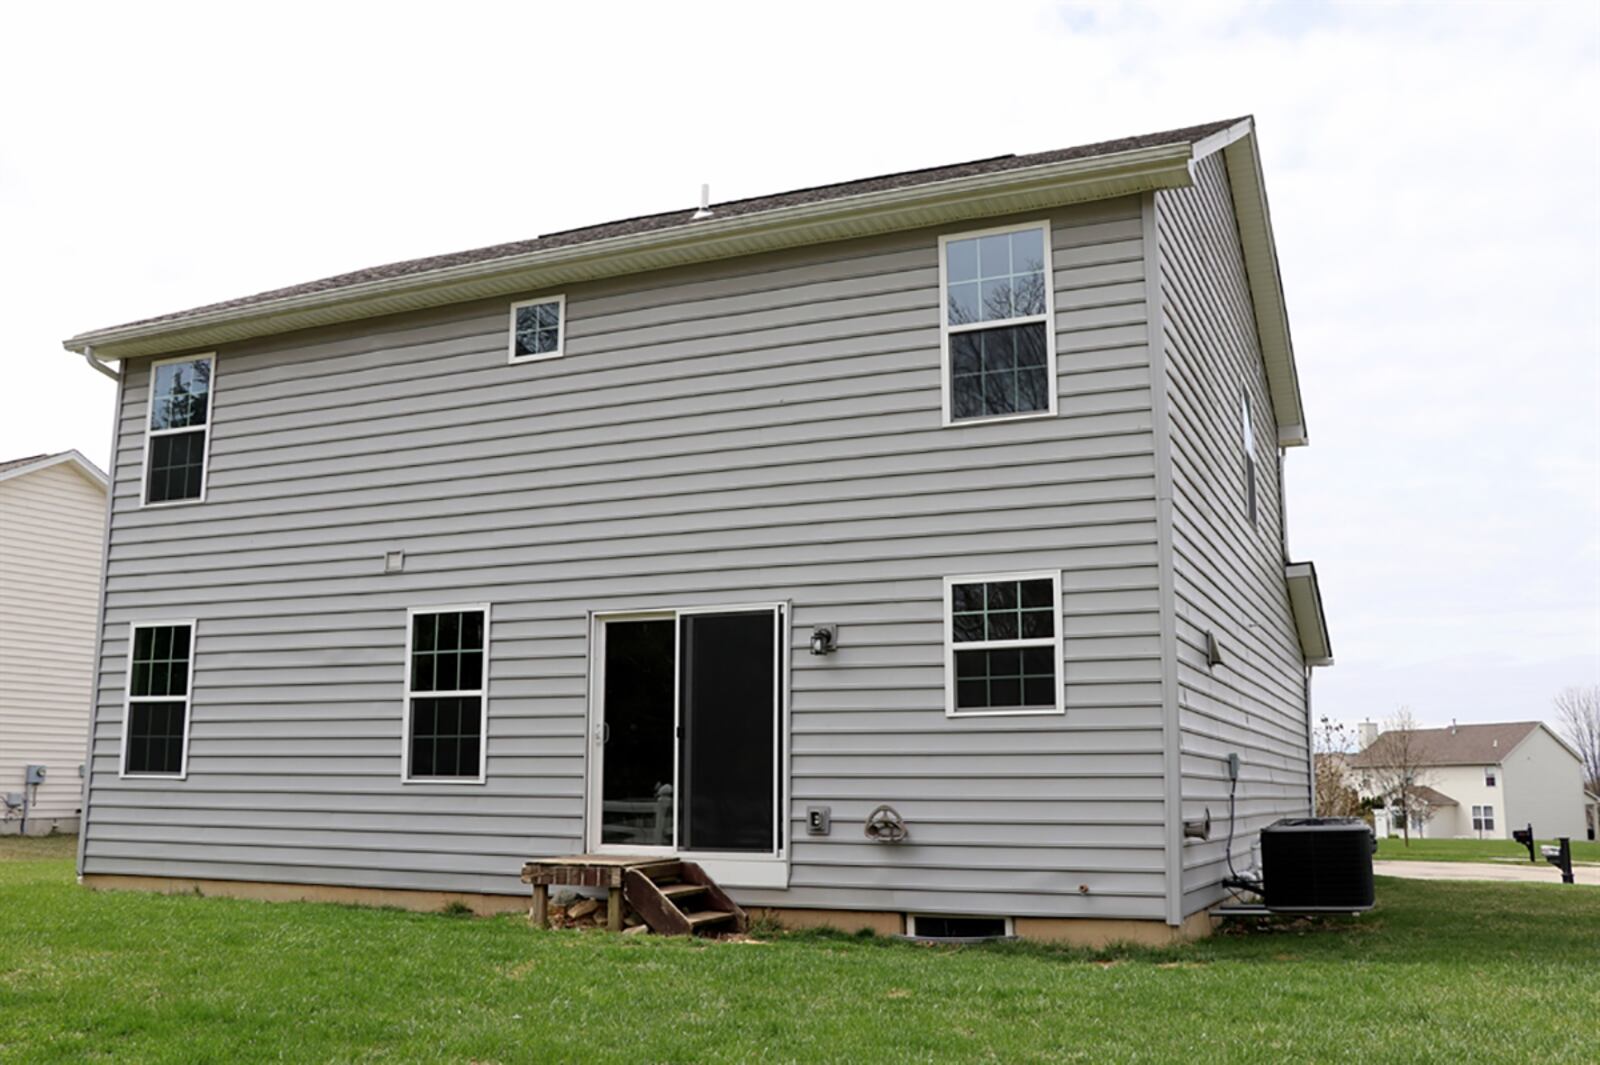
[1205,630,1224,668]
[809,625,837,655]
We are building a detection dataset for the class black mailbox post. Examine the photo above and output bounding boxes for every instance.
[1541,838,1575,885]
[1512,824,1537,863]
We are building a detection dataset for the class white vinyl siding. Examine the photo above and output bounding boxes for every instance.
[0,462,105,829]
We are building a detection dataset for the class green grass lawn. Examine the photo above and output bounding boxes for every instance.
[1376,835,1600,864]
[2,837,1597,1063]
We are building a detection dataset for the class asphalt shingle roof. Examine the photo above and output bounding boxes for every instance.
[107,118,1244,334]
[1349,722,1542,768]
[0,453,49,475]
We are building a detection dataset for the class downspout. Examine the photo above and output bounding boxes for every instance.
[75,346,122,880]
[83,345,119,381]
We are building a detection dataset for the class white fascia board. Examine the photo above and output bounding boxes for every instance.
[1285,561,1333,666]
[63,143,1198,361]
[1194,123,1310,448]
[0,449,109,490]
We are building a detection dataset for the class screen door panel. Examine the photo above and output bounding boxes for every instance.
[679,610,778,852]
[599,618,676,847]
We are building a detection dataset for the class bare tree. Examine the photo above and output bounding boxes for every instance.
[1312,716,1364,819]
[1362,708,1436,846]
[1554,686,1600,795]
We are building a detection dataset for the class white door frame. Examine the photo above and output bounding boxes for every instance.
[584,602,791,889]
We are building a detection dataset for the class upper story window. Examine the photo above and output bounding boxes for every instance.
[944,572,1063,716]
[144,354,215,506]
[123,621,195,778]
[939,223,1056,425]
[508,295,566,363]
[1484,767,1497,787]
[404,606,489,783]
[1240,390,1258,526]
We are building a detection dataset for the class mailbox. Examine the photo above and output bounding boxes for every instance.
[1542,838,1575,885]
[1512,824,1536,863]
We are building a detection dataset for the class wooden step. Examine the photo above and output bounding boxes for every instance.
[621,860,748,937]
[660,883,707,900]
[685,910,736,928]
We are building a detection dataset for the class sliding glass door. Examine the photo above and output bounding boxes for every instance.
[593,606,784,855]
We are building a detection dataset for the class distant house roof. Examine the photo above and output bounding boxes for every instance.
[1410,786,1458,807]
[0,453,49,476]
[0,450,109,490]
[1349,722,1543,769]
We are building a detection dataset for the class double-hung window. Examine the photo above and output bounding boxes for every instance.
[508,295,566,363]
[1472,804,1495,832]
[944,572,1063,715]
[1484,767,1497,787]
[123,621,196,778]
[404,606,489,782]
[144,354,215,505]
[939,222,1057,424]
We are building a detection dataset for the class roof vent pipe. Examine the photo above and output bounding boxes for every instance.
[691,184,713,221]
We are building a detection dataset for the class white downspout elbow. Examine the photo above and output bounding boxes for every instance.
[82,345,119,381]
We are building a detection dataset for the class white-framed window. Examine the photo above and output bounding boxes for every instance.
[943,571,1063,716]
[508,295,566,363]
[1472,804,1495,832]
[938,222,1057,425]
[1240,390,1257,526]
[121,620,197,779]
[143,353,216,506]
[1484,767,1497,787]
[403,605,490,783]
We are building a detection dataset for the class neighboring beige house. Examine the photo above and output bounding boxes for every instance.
[0,451,108,835]
[1349,721,1593,840]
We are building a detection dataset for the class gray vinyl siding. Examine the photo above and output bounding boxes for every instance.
[1155,154,1312,916]
[83,196,1174,919]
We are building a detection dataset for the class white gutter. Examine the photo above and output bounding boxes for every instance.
[82,345,119,381]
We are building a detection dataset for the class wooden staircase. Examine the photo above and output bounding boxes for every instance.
[521,854,746,937]
[624,860,746,937]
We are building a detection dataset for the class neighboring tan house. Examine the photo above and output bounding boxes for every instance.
[0,451,108,835]
[60,116,1334,943]
[1349,721,1593,841]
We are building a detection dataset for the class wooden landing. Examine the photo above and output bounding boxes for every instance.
[521,854,746,936]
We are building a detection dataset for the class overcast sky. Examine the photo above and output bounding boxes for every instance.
[3,1,1596,732]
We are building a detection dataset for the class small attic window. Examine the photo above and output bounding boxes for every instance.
[509,295,565,363]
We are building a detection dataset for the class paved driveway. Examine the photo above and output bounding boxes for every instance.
[1374,859,1599,886]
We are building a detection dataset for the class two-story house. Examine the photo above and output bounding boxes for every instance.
[1,450,108,835]
[62,117,1332,944]
[1350,720,1594,841]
